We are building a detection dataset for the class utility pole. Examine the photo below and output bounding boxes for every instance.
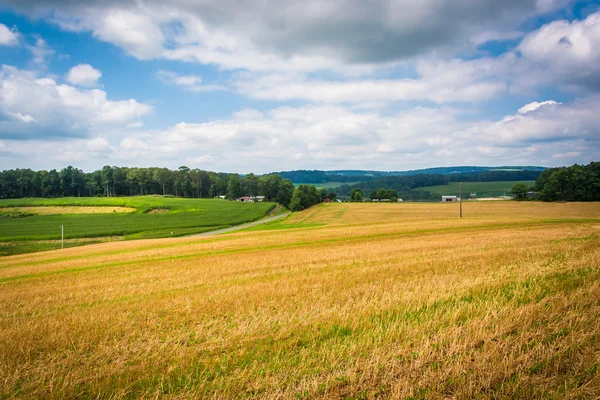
[60,225,64,249]
[460,182,463,218]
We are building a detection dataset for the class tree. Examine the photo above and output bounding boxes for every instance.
[177,166,191,197]
[319,188,328,201]
[101,166,113,197]
[350,188,363,202]
[327,191,337,201]
[259,174,283,201]
[153,168,171,196]
[226,174,243,200]
[275,179,295,208]
[289,188,308,211]
[377,188,387,200]
[242,173,260,197]
[511,183,529,200]
[369,190,377,200]
[42,169,60,197]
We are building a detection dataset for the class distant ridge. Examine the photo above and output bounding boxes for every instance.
[275,166,546,184]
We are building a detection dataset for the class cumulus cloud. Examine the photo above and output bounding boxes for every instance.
[95,97,598,172]
[516,12,600,91]
[156,70,227,92]
[3,0,571,70]
[66,64,102,86]
[0,65,152,139]
[1,95,597,171]
[0,23,19,46]
[233,62,507,104]
[466,96,600,145]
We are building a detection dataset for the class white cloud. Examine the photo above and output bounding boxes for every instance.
[66,64,102,86]
[2,96,598,171]
[516,12,600,91]
[0,23,19,46]
[466,96,600,145]
[156,70,228,92]
[518,100,560,114]
[99,97,599,173]
[26,37,54,66]
[50,7,165,60]
[8,111,36,123]
[233,60,507,104]
[0,65,152,139]
[7,0,570,72]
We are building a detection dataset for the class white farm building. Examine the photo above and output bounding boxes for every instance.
[441,196,459,202]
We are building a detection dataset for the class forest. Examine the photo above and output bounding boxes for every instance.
[0,166,302,207]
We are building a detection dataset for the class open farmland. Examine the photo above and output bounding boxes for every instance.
[417,181,536,198]
[1,202,600,398]
[0,197,275,256]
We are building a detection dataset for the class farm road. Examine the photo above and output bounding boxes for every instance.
[191,213,290,237]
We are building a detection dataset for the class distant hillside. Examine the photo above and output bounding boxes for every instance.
[333,170,544,200]
[275,166,546,184]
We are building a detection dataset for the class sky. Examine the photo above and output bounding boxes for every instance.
[0,0,599,173]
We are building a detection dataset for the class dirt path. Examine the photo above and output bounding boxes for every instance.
[191,213,290,237]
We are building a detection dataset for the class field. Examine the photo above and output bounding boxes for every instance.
[1,202,599,398]
[0,197,275,256]
[294,182,363,189]
[418,181,536,198]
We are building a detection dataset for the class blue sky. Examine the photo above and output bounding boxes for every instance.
[0,0,599,173]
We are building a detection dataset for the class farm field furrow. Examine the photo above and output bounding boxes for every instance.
[1,202,599,399]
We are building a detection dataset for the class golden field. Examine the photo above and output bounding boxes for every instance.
[1,202,599,399]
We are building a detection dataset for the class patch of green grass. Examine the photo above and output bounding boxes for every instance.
[418,181,536,198]
[0,240,108,256]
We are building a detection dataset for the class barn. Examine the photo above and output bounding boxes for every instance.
[442,196,459,202]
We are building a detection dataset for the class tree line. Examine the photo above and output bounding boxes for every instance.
[533,162,600,201]
[0,166,327,209]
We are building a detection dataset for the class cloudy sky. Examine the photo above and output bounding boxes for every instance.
[0,0,599,173]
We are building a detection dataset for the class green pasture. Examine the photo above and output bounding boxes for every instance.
[293,181,363,189]
[0,197,275,255]
[419,180,536,198]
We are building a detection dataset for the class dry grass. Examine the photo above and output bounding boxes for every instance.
[2,206,136,215]
[1,202,599,399]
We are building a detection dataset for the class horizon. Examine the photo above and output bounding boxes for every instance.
[1,164,552,175]
[1,1,600,172]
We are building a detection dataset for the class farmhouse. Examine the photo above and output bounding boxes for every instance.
[237,196,266,202]
[442,196,459,202]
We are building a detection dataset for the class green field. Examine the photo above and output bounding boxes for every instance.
[294,181,363,189]
[420,180,536,197]
[0,197,275,256]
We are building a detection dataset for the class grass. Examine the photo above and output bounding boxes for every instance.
[418,180,536,197]
[1,202,599,398]
[0,197,275,255]
[294,181,363,189]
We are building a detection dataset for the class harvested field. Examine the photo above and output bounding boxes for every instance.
[1,202,599,398]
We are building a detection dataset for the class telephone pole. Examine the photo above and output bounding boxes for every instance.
[60,225,64,249]
[460,182,463,218]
